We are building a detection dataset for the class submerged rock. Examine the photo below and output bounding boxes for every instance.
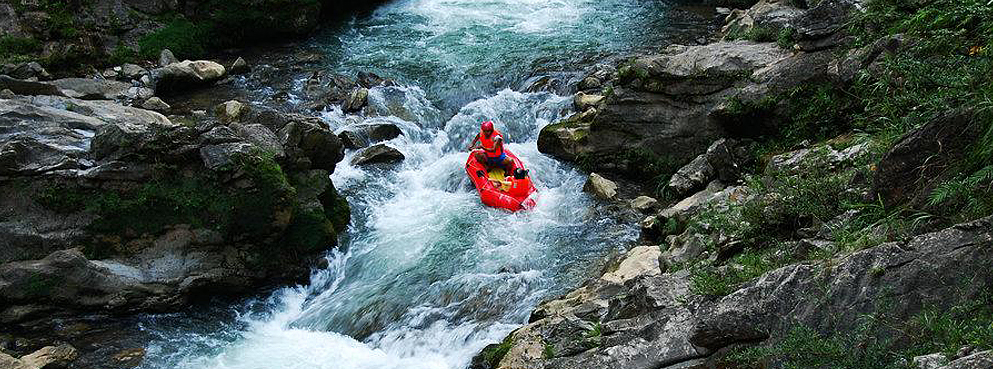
[344,87,369,112]
[338,123,403,149]
[230,57,250,75]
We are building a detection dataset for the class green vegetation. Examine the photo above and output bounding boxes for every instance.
[582,321,603,348]
[108,43,138,65]
[694,0,993,299]
[690,249,784,296]
[135,0,322,60]
[727,26,779,43]
[727,325,897,369]
[724,25,794,49]
[43,0,80,39]
[138,17,209,60]
[543,343,555,359]
[846,0,993,218]
[0,36,41,63]
[727,292,993,368]
[35,151,344,260]
[776,28,796,49]
[478,335,515,368]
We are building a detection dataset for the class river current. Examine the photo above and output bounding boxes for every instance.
[137,0,704,368]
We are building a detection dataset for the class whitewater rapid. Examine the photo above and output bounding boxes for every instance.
[134,0,693,367]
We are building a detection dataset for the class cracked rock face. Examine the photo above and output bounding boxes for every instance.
[0,94,349,325]
[482,216,993,369]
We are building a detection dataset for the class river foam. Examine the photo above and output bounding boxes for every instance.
[135,0,683,366]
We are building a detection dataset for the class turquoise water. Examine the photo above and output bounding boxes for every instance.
[136,1,705,368]
[318,0,694,108]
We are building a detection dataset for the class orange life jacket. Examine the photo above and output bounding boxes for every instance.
[508,176,531,197]
[479,128,504,158]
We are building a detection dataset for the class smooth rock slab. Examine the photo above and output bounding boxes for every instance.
[151,60,227,96]
[50,78,133,100]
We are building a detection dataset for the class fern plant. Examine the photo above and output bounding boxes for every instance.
[928,165,993,221]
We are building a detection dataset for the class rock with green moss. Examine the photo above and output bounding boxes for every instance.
[0,92,350,325]
[540,41,794,177]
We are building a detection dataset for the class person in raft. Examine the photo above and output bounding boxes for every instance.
[506,168,532,197]
[468,120,514,174]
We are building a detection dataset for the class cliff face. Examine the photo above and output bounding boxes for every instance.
[488,0,993,368]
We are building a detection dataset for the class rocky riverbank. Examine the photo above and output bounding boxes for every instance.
[0,27,384,369]
[479,0,993,368]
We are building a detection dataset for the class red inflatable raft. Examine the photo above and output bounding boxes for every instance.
[465,148,538,211]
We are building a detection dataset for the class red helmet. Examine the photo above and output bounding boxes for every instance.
[481,121,494,131]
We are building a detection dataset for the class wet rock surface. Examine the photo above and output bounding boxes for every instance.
[351,143,405,166]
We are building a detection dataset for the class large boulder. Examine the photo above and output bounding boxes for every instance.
[0,95,350,328]
[343,87,369,112]
[873,110,983,207]
[150,60,227,96]
[277,115,345,171]
[0,95,174,176]
[665,139,754,199]
[691,215,993,350]
[159,49,178,67]
[721,0,805,41]
[793,0,867,51]
[215,100,249,122]
[765,139,871,176]
[539,41,790,176]
[351,144,404,166]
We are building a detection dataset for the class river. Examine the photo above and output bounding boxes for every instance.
[136,0,709,368]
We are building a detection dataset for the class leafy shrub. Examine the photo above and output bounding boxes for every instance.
[0,36,41,62]
[138,18,209,60]
[690,249,784,296]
